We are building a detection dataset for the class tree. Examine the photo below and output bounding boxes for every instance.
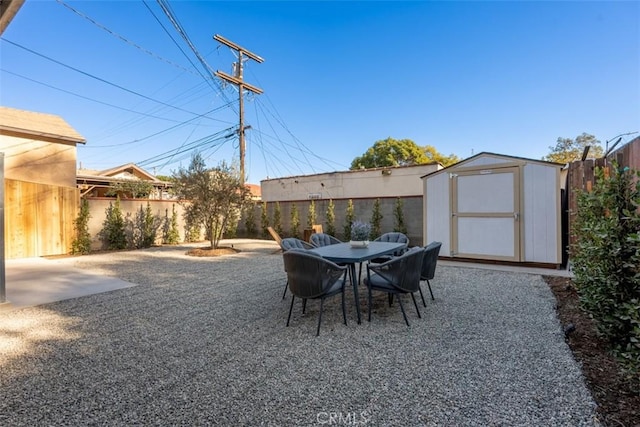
[290,203,300,238]
[325,199,336,236]
[350,137,428,169]
[243,202,257,238]
[71,198,92,254]
[423,145,460,167]
[99,197,127,250]
[343,199,355,241]
[370,198,383,239]
[105,180,154,199]
[393,197,408,234]
[273,202,283,235]
[163,205,181,244]
[172,153,251,249]
[543,133,604,164]
[260,201,270,239]
[306,200,317,228]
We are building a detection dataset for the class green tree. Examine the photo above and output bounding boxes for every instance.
[290,203,300,238]
[394,197,408,234]
[163,205,180,244]
[351,137,429,169]
[307,200,317,228]
[244,202,257,237]
[105,180,154,199]
[325,199,336,236]
[71,198,92,254]
[423,145,460,167]
[273,202,283,235]
[133,202,159,248]
[98,196,127,250]
[343,199,355,241]
[370,198,383,239]
[260,201,270,239]
[172,154,251,249]
[543,133,604,164]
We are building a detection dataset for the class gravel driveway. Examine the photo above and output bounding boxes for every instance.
[0,240,598,426]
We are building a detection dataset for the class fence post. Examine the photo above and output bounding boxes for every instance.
[0,152,8,308]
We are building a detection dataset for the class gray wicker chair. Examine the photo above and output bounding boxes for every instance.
[418,241,442,306]
[310,233,342,247]
[280,238,315,299]
[283,250,349,336]
[364,246,424,326]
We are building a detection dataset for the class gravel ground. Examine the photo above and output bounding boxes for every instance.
[0,240,599,426]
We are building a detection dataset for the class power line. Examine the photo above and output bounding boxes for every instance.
[55,0,196,76]
[1,38,218,119]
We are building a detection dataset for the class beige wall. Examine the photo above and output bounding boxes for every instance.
[261,164,441,202]
[86,198,189,250]
[1,133,78,187]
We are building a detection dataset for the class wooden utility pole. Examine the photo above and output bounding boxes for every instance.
[213,34,263,185]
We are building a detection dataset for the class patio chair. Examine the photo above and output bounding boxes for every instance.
[364,246,424,326]
[310,233,342,247]
[362,232,410,277]
[280,238,315,299]
[283,250,349,336]
[418,241,442,306]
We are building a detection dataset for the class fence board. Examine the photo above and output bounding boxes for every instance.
[4,179,78,259]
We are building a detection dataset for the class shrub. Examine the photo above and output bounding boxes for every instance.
[71,198,92,254]
[290,203,300,238]
[244,202,257,238]
[394,197,408,234]
[98,197,127,250]
[307,200,317,228]
[343,199,355,241]
[273,202,283,236]
[325,199,336,236]
[261,201,270,239]
[163,205,181,245]
[571,162,640,379]
[370,198,383,239]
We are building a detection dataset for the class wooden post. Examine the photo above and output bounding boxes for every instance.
[0,152,8,308]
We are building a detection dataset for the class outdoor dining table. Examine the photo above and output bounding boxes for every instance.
[308,241,407,324]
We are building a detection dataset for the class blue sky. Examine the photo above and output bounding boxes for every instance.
[1,1,638,183]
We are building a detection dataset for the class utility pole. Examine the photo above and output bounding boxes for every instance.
[213,34,264,185]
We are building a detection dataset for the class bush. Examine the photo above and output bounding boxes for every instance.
[71,198,92,254]
[98,197,127,250]
[163,205,181,244]
[571,162,640,378]
[244,202,257,238]
[370,198,383,239]
[290,203,300,238]
[394,197,408,235]
[343,199,355,241]
[325,199,336,237]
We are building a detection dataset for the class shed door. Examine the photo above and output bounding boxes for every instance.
[451,167,521,261]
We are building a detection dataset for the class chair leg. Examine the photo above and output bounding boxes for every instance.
[418,284,427,307]
[411,293,422,318]
[317,298,324,336]
[282,280,288,300]
[368,286,373,322]
[388,294,393,306]
[287,295,295,327]
[302,298,307,314]
[396,294,410,326]
[341,289,347,325]
[427,280,435,300]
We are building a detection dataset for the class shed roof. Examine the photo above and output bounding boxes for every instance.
[420,151,564,179]
[0,106,86,143]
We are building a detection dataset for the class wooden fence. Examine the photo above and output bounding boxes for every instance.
[4,179,78,259]
[567,137,640,248]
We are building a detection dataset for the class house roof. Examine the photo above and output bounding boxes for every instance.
[245,183,261,198]
[77,163,171,186]
[420,151,564,179]
[0,106,86,144]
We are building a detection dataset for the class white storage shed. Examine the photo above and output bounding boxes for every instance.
[422,152,565,266]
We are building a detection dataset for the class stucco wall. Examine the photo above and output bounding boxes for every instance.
[261,164,440,202]
[237,196,424,246]
[86,198,190,250]
[1,134,78,187]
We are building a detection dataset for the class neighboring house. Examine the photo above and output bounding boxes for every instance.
[0,106,86,258]
[245,183,261,201]
[422,152,565,267]
[77,163,173,199]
